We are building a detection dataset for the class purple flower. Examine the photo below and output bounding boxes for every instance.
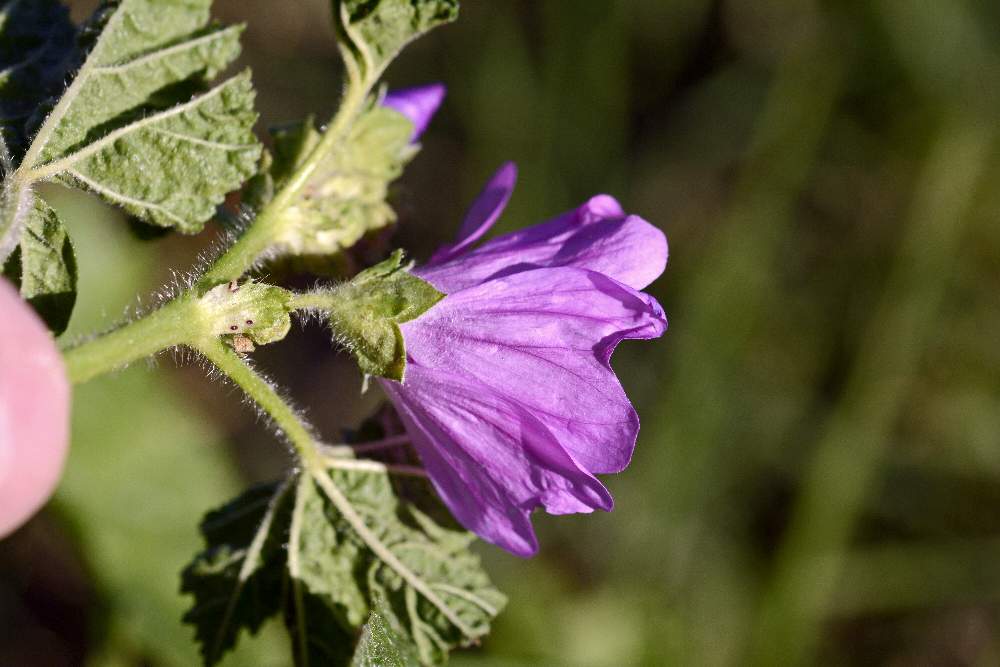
[379,163,668,556]
[382,83,446,141]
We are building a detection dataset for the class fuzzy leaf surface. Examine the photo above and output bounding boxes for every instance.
[297,470,505,665]
[181,481,292,667]
[351,598,422,667]
[18,0,259,232]
[2,195,76,333]
[283,572,356,667]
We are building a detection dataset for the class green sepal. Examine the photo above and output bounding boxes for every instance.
[319,250,444,381]
[2,196,77,334]
[197,281,294,345]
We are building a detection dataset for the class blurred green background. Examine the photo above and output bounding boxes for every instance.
[3,0,1000,664]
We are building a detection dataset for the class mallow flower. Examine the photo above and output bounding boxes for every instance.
[341,84,667,555]
[372,161,668,556]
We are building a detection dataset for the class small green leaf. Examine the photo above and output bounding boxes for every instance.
[351,597,422,667]
[319,251,444,380]
[181,481,293,667]
[197,280,294,345]
[2,195,76,333]
[296,470,505,665]
[250,104,418,257]
[334,0,459,79]
[0,0,77,158]
[17,0,260,232]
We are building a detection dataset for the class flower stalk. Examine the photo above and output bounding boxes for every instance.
[62,296,195,384]
[194,337,325,471]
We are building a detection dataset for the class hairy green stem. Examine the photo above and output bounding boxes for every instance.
[62,296,195,384]
[193,338,475,640]
[194,337,324,469]
[288,290,341,311]
[62,75,373,384]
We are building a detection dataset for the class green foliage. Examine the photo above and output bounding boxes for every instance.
[0,0,260,333]
[319,250,444,381]
[351,598,422,667]
[284,583,356,667]
[299,471,504,664]
[2,195,76,333]
[334,0,459,80]
[248,104,418,257]
[15,0,260,232]
[185,468,503,666]
[59,363,286,667]
[181,482,293,666]
[0,0,77,158]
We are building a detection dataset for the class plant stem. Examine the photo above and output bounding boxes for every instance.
[288,290,341,311]
[194,337,475,640]
[62,296,195,384]
[194,337,325,470]
[196,81,370,289]
[63,77,372,382]
[288,475,311,666]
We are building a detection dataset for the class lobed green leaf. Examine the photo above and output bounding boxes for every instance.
[249,103,418,258]
[297,470,505,665]
[18,0,260,232]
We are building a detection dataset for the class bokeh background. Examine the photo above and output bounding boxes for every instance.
[4,0,1000,664]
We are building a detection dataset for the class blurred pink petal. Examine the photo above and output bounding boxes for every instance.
[0,277,70,537]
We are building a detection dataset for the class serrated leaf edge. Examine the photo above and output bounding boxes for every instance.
[307,468,484,641]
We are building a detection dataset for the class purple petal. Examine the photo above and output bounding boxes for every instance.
[399,267,667,479]
[418,194,667,293]
[382,368,612,557]
[382,83,446,142]
[429,162,517,264]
